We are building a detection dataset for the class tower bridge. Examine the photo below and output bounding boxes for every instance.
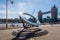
[38,5,58,23]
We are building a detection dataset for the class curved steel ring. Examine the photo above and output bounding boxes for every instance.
[19,13,39,26]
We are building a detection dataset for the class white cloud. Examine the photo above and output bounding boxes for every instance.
[0,10,6,14]
[0,4,6,9]
[17,2,25,9]
[15,2,27,12]
[0,0,54,18]
[14,2,34,12]
[0,10,15,14]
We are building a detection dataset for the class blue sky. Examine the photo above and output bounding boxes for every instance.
[0,0,60,19]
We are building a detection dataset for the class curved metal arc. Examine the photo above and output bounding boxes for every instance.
[23,13,34,18]
[19,13,39,26]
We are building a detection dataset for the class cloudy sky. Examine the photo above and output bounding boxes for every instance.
[0,0,60,19]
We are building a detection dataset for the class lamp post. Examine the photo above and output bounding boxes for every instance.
[6,0,8,28]
[6,0,13,28]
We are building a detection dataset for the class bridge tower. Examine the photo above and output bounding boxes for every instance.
[38,11,43,23]
[51,5,58,23]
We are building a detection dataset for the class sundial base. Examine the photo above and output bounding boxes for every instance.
[12,28,48,40]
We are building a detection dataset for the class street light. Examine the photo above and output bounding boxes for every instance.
[6,0,8,28]
[6,0,13,28]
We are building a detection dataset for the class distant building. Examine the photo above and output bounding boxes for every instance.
[0,18,21,23]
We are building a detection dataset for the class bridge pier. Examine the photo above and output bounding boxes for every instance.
[51,5,58,23]
[38,11,43,23]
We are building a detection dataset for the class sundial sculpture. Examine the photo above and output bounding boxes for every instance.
[12,12,48,40]
[18,13,39,29]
